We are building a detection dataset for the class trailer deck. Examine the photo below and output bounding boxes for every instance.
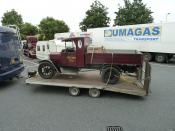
[26,69,150,97]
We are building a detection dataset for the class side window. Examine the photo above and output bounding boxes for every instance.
[77,40,82,48]
[43,45,45,52]
[37,46,40,51]
[47,44,49,50]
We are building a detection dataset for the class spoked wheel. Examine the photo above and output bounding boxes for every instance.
[101,67,120,84]
[69,87,80,96]
[38,62,56,79]
[89,88,101,98]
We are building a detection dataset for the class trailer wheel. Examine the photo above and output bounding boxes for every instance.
[101,67,120,84]
[38,62,56,79]
[155,54,166,63]
[69,87,80,96]
[89,88,100,98]
[143,53,152,62]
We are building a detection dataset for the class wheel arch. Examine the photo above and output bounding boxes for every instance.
[39,60,60,73]
[100,64,122,73]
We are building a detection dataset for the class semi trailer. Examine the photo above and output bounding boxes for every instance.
[87,22,175,63]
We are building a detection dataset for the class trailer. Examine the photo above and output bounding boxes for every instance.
[25,61,151,98]
[87,22,175,63]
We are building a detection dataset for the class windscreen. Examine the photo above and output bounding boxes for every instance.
[0,33,20,58]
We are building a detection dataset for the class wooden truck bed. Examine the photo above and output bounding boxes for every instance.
[85,52,143,66]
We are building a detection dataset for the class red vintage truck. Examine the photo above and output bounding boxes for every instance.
[38,37,142,84]
[23,36,38,58]
[26,37,151,97]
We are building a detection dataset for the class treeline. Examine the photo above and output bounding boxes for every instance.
[1,0,153,40]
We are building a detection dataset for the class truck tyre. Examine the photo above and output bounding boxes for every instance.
[101,67,120,84]
[143,53,152,62]
[69,87,80,96]
[155,54,166,63]
[89,88,100,98]
[38,62,56,79]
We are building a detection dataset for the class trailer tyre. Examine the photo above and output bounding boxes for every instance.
[155,54,166,63]
[143,53,152,62]
[38,62,56,79]
[89,88,100,98]
[101,67,120,84]
[69,87,80,96]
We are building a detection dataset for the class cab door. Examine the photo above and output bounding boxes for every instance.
[61,52,76,67]
[61,41,76,67]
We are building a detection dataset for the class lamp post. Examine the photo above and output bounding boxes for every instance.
[166,13,171,22]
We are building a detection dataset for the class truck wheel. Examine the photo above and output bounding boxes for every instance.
[155,54,166,63]
[69,87,80,96]
[143,53,152,62]
[101,67,120,84]
[89,88,100,98]
[38,62,56,79]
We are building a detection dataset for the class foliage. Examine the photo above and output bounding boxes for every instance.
[20,23,38,40]
[1,9,23,27]
[39,17,69,40]
[114,0,153,26]
[80,0,110,31]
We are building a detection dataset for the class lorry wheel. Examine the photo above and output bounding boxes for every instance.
[69,87,80,96]
[155,54,166,63]
[101,67,120,84]
[143,53,152,62]
[89,88,100,98]
[38,62,56,79]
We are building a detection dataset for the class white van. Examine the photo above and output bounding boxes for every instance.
[36,40,65,60]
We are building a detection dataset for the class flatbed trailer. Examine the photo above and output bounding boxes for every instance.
[25,62,151,98]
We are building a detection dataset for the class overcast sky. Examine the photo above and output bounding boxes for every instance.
[0,0,175,31]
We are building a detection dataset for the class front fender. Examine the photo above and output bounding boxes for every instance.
[39,60,60,73]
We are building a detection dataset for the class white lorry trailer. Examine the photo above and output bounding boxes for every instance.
[87,22,175,63]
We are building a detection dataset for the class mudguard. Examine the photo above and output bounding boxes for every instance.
[39,60,61,73]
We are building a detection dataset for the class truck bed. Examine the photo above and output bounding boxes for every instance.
[85,52,142,65]
[26,71,147,96]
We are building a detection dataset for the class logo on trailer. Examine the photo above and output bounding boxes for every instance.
[104,26,161,41]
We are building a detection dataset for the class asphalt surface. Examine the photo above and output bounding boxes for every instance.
[0,57,175,131]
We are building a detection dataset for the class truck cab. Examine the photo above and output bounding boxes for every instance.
[0,26,24,81]
[49,37,90,68]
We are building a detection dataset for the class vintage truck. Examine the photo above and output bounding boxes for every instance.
[37,37,143,84]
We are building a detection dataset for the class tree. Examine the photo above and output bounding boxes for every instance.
[20,23,38,40]
[79,0,110,31]
[39,17,69,40]
[1,9,23,27]
[114,0,153,26]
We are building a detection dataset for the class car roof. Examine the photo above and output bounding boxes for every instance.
[0,26,16,34]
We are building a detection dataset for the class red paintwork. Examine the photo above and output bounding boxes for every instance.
[26,36,38,45]
[49,37,143,68]
[24,36,38,58]
[85,53,142,66]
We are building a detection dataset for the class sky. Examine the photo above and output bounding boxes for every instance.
[0,0,175,31]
